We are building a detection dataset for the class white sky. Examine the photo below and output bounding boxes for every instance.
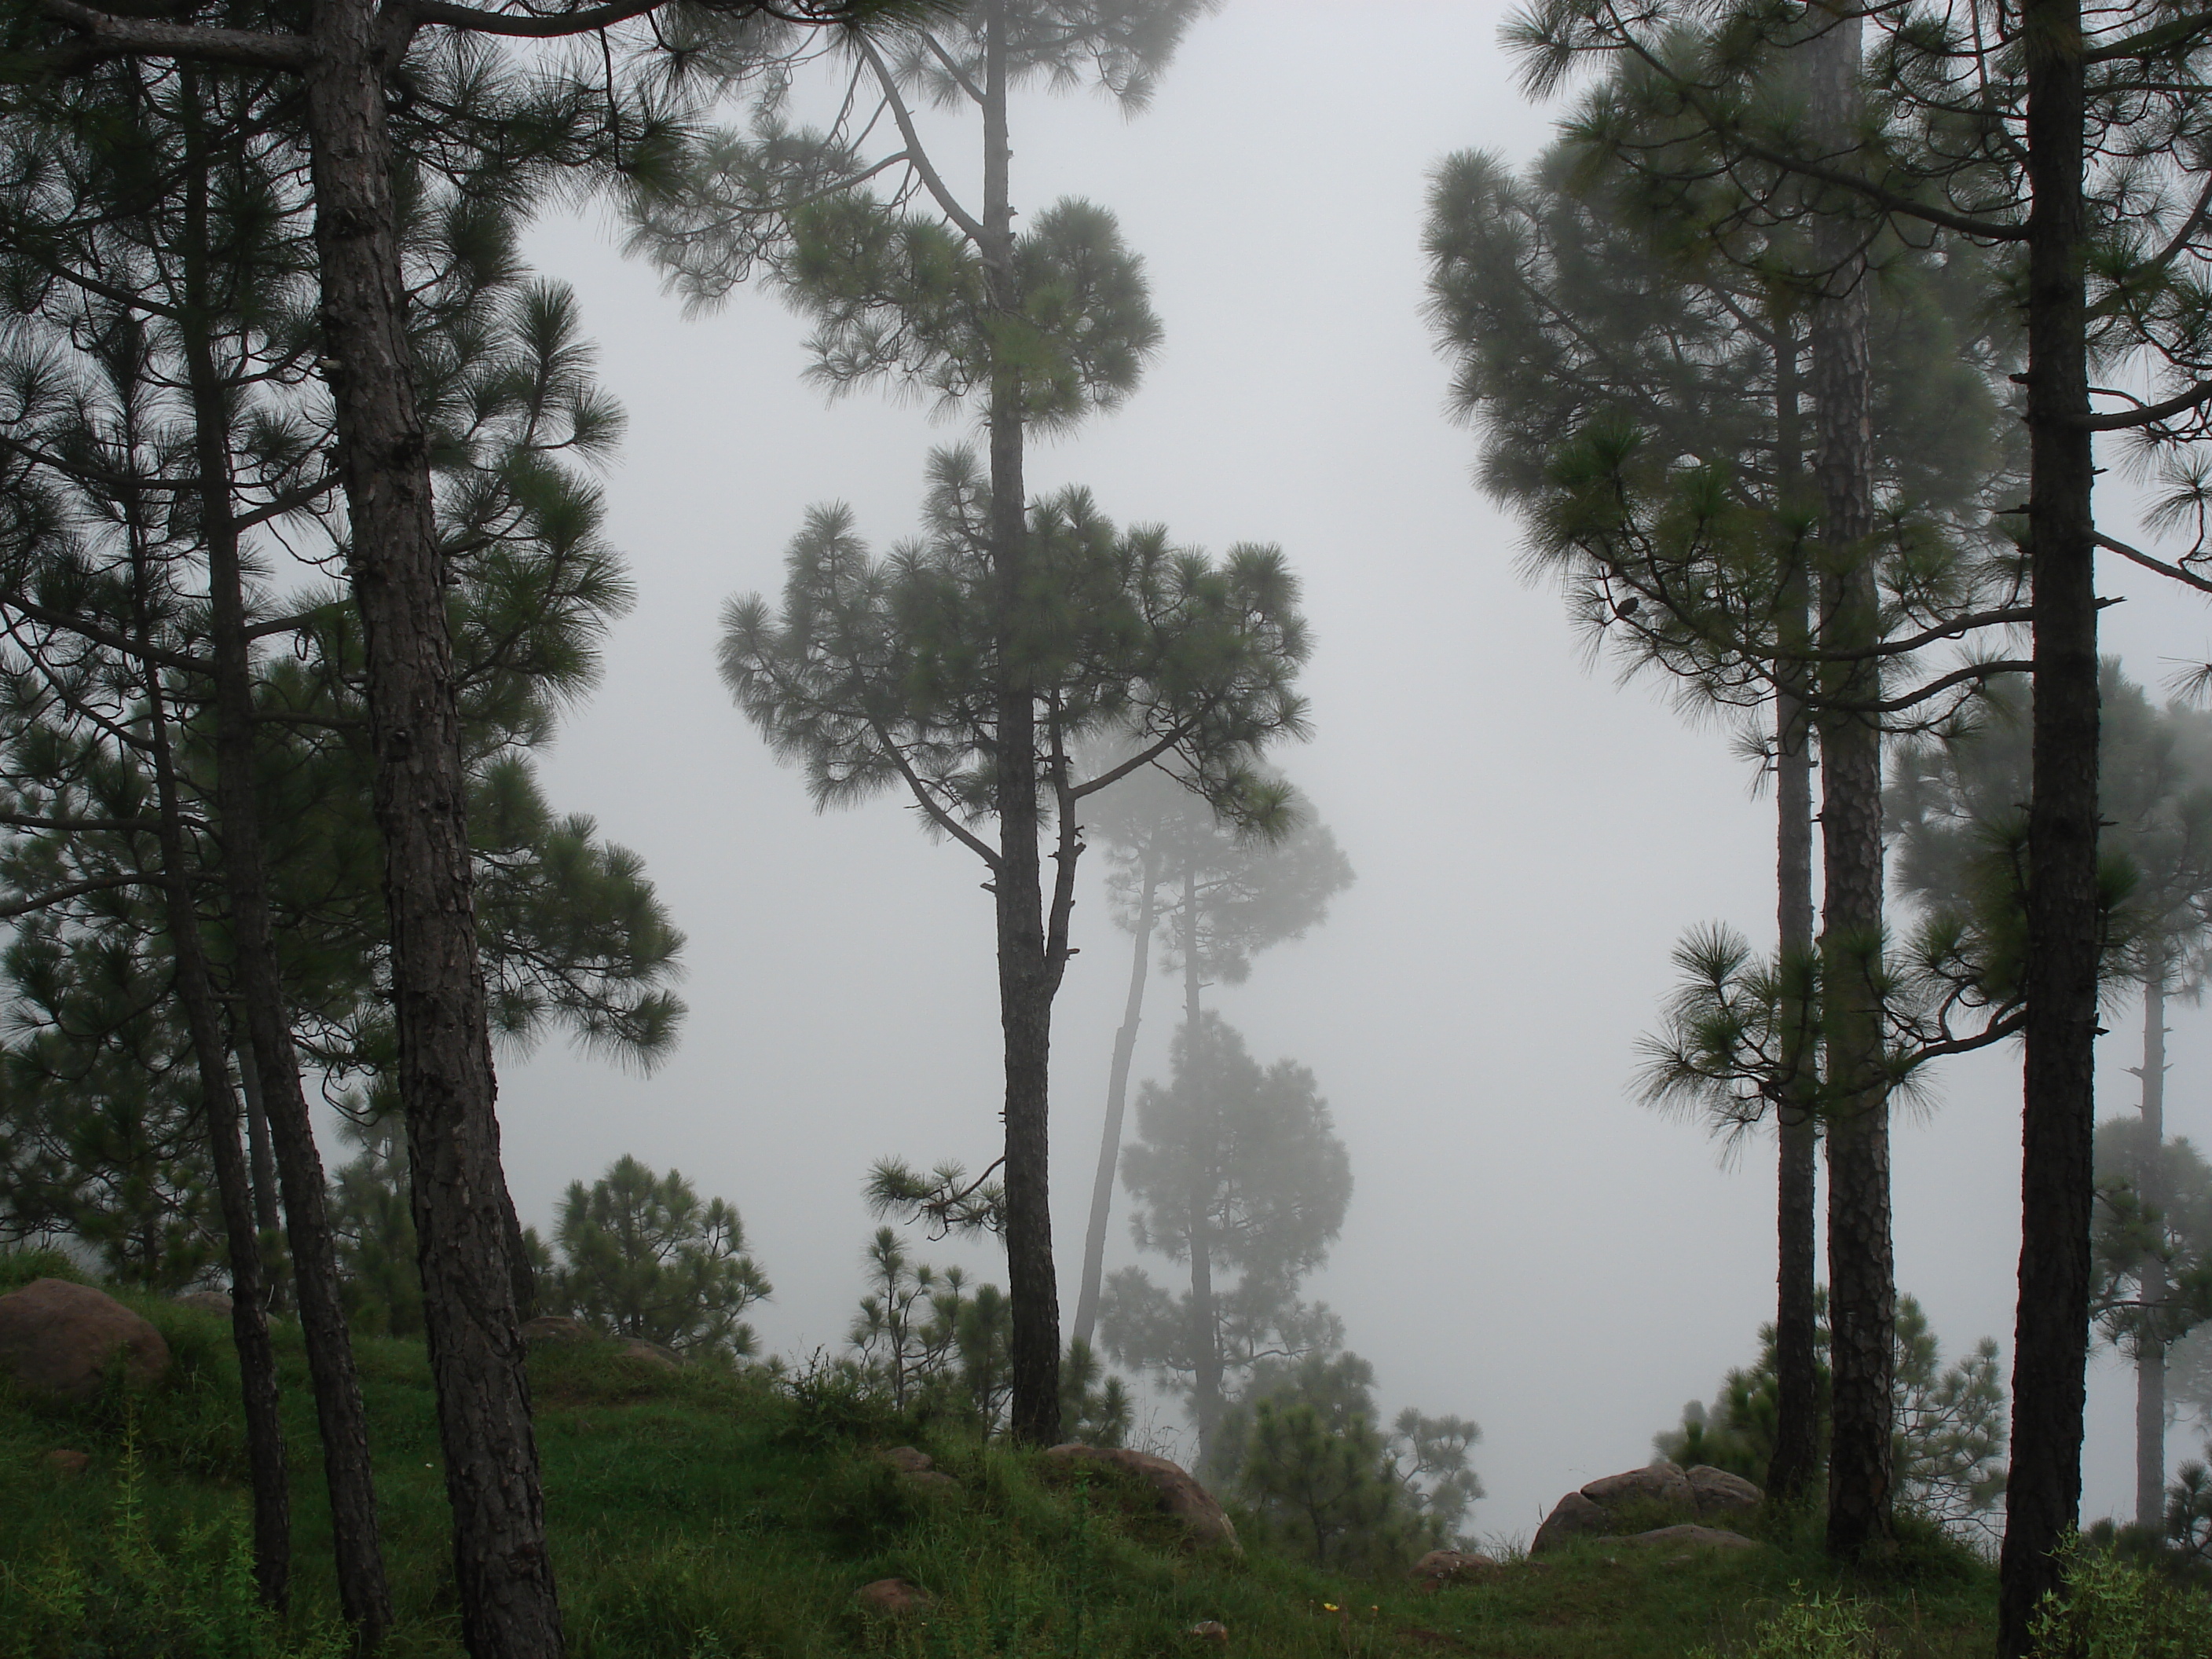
[483,0,2212,1540]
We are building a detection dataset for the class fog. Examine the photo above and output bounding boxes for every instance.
[478,0,2212,1542]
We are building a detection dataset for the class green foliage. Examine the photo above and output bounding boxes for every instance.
[0,1246,82,1295]
[720,448,1309,835]
[2025,1535,2212,1658]
[844,1218,1130,1445]
[2092,1117,2212,1359]
[1688,1588,1886,1659]
[550,1154,771,1361]
[1657,1291,2006,1536]
[2169,1454,2212,1566]
[1225,1351,1481,1567]
[0,1430,342,1659]
[328,1115,422,1338]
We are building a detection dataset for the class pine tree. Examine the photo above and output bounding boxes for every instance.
[1099,1013,1350,1472]
[1071,766,1351,1350]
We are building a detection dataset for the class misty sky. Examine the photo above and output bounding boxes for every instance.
[478,0,2212,1541]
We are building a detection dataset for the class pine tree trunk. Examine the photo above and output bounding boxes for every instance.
[128,480,291,1611]
[1769,320,1823,1511]
[2137,971,2168,1533]
[184,106,390,1631]
[1998,1,2098,1646]
[301,2,560,1650]
[1073,859,1158,1350]
[976,0,1062,1448]
[1181,863,1224,1470]
[1807,2,1894,1562]
[233,1031,288,1311]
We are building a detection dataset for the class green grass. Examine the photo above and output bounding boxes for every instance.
[0,1285,2011,1656]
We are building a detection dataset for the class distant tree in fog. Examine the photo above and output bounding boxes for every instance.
[1071,767,1352,1350]
[1098,1013,1349,1471]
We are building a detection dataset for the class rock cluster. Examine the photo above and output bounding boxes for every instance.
[1042,1444,1241,1553]
[0,1278,170,1403]
[1529,1460,1762,1556]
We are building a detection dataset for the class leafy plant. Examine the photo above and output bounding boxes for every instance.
[2026,1534,2212,1658]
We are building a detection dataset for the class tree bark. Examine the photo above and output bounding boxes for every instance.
[1807,3,1894,1562]
[1769,319,1823,1511]
[125,415,291,1610]
[183,79,391,1633]
[301,2,561,1650]
[1072,855,1158,1350]
[1998,1,2099,1646]
[1180,862,1224,1470]
[975,0,1062,1447]
[2135,969,2168,1533]
[233,1030,287,1311]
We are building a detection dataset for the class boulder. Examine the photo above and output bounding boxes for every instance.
[1410,1548,1498,1585]
[1185,1621,1230,1645]
[878,1445,935,1474]
[173,1291,233,1318]
[519,1315,593,1346]
[1621,1523,1758,1552]
[43,1448,90,1475]
[900,1470,961,1497]
[1529,1490,1612,1555]
[613,1337,683,1369]
[1580,1460,1695,1514]
[0,1278,170,1402]
[1042,1444,1240,1553]
[856,1578,931,1617]
[1685,1464,1763,1519]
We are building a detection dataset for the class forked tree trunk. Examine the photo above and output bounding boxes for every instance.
[974,0,1063,1447]
[126,460,291,1610]
[233,1031,287,1310]
[2136,969,2168,1534]
[1807,4,1895,1562]
[301,2,559,1650]
[1072,858,1159,1350]
[181,83,390,1632]
[1769,320,1823,1511]
[1998,0,2100,1646]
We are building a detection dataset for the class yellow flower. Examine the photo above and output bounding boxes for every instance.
[1322,1603,1339,1613]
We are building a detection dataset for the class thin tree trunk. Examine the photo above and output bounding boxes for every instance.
[2136,969,2168,1533]
[1181,862,1224,1470]
[1807,3,1894,1562]
[301,2,559,1650]
[182,82,390,1634]
[1998,0,2099,1646]
[1769,320,1822,1511]
[1073,856,1158,1350]
[974,0,1061,1447]
[122,368,291,1606]
[233,1030,287,1311]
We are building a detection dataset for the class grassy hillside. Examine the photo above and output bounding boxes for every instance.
[0,1284,2011,1657]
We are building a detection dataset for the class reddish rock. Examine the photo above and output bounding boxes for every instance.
[1684,1463,1763,1519]
[1530,1490,1612,1555]
[1621,1522,1758,1552]
[856,1577,931,1617]
[43,1448,90,1475]
[878,1445,934,1474]
[900,1470,961,1496]
[613,1337,683,1369]
[1580,1461,1694,1514]
[519,1315,593,1346]
[1043,1443,1240,1553]
[1185,1619,1230,1644]
[0,1279,170,1402]
[1410,1548,1498,1584]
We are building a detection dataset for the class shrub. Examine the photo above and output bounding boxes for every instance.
[1688,1588,1884,1657]
[2027,1533,2212,1658]
[0,1430,342,1659]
